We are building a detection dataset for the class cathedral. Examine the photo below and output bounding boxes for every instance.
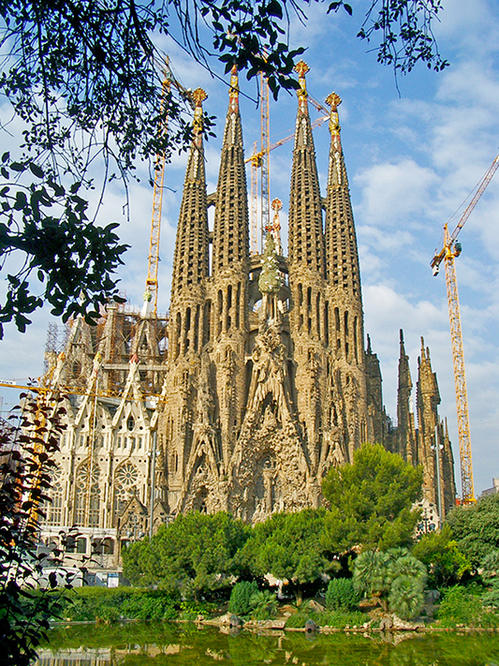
[39,63,456,573]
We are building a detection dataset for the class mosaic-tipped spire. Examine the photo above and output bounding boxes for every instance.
[171,88,209,299]
[212,66,249,275]
[325,93,361,296]
[287,61,325,276]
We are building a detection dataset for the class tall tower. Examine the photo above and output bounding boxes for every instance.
[210,66,250,461]
[324,92,368,459]
[287,62,328,472]
[396,329,417,463]
[416,338,456,518]
[163,88,212,513]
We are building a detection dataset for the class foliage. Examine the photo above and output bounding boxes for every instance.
[122,512,250,599]
[447,495,499,569]
[285,606,366,628]
[325,578,360,611]
[0,154,128,333]
[353,549,427,619]
[436,585,499,628]
[54,587,179,622]
[248,589,278,620]
[0,393,70,665]
[412,524,472,588]
[322,444,423,552]
[0,0,447,335]
[238,508,339,601]
[228,580,259,616]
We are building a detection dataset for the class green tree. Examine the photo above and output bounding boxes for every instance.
[322,443,423,553]
[0,0,447,336]
[446,495,499,570]
[238,508,338,602]
[412,524,472,588]
[352,549,427,619]
[122,512,250,599]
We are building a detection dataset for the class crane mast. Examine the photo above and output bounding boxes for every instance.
[260,71,271,246]
[144,62,171,318]
[431,154,499,503]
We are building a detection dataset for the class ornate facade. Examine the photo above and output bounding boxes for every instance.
[38,64,455,570]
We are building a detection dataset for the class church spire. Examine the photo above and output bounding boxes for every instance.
[287,61,325,277]
[397,329,416,464]
[171,88,209,300]
[212,65,249,275]
[325,93,361,296]
[169,88,210,360]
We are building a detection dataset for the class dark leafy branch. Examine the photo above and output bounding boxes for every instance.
[0,393,70,665]
[0,0,447,337]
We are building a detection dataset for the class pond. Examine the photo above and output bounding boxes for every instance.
[37,623,499,666]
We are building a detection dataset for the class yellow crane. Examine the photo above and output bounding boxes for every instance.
[143,58,194,317]
[430,154,499,503]
[247,110,328,254]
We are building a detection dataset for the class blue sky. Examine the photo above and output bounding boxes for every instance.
[1,0,498,497]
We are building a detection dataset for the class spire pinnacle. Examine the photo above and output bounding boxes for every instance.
[229,64,239,111]
[326,92,342,141]
[192,88,207,138]
[294,61,309,113]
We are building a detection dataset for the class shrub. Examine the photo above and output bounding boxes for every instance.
[229,581,259,616]
[325,578,360,611]
[249,590,278,620]
[352,549,426,619]
[285,608,366,629]
[388,574,425,620]
[436,585,499,628]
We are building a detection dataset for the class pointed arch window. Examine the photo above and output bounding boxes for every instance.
[114,462,139,518]
[45,466,63,526]
[74,462,100,528]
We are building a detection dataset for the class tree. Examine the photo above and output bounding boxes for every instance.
[446,495,499,570]
[0,0,447,336]
[122,512,250,599]
[352,548,427,619]
[322,443,423,553]
[412,524,472,588]
[238,508,339,602]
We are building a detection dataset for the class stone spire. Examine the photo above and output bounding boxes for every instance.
[416,337,440,506]
[212,65,249,276]
[287,61,325,277]
[325,93,361,296]
[396,329,416,464]
[171,88,209,299]
[169,88,210,359]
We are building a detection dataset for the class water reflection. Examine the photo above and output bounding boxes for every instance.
[36,623,499,666]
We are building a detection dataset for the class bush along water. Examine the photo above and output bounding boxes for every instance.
[436,585,499,628]
[353,549,427,620]
[325,578,361,612]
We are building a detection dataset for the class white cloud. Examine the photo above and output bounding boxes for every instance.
[355,159,436,226]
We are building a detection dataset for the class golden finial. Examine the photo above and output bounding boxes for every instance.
[294,60,310,80]
[325,92,342,137]
[325,92,341,110]
[193,87,207,106]
[294,60,309,96]
[192,88,207,134]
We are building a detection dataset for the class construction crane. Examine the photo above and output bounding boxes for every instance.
[246,113,328,254]
[430,154,499,504]
[143,59,194,318]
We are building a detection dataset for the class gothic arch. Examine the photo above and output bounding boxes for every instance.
[113,461,140,521]
[74,461,101,528]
